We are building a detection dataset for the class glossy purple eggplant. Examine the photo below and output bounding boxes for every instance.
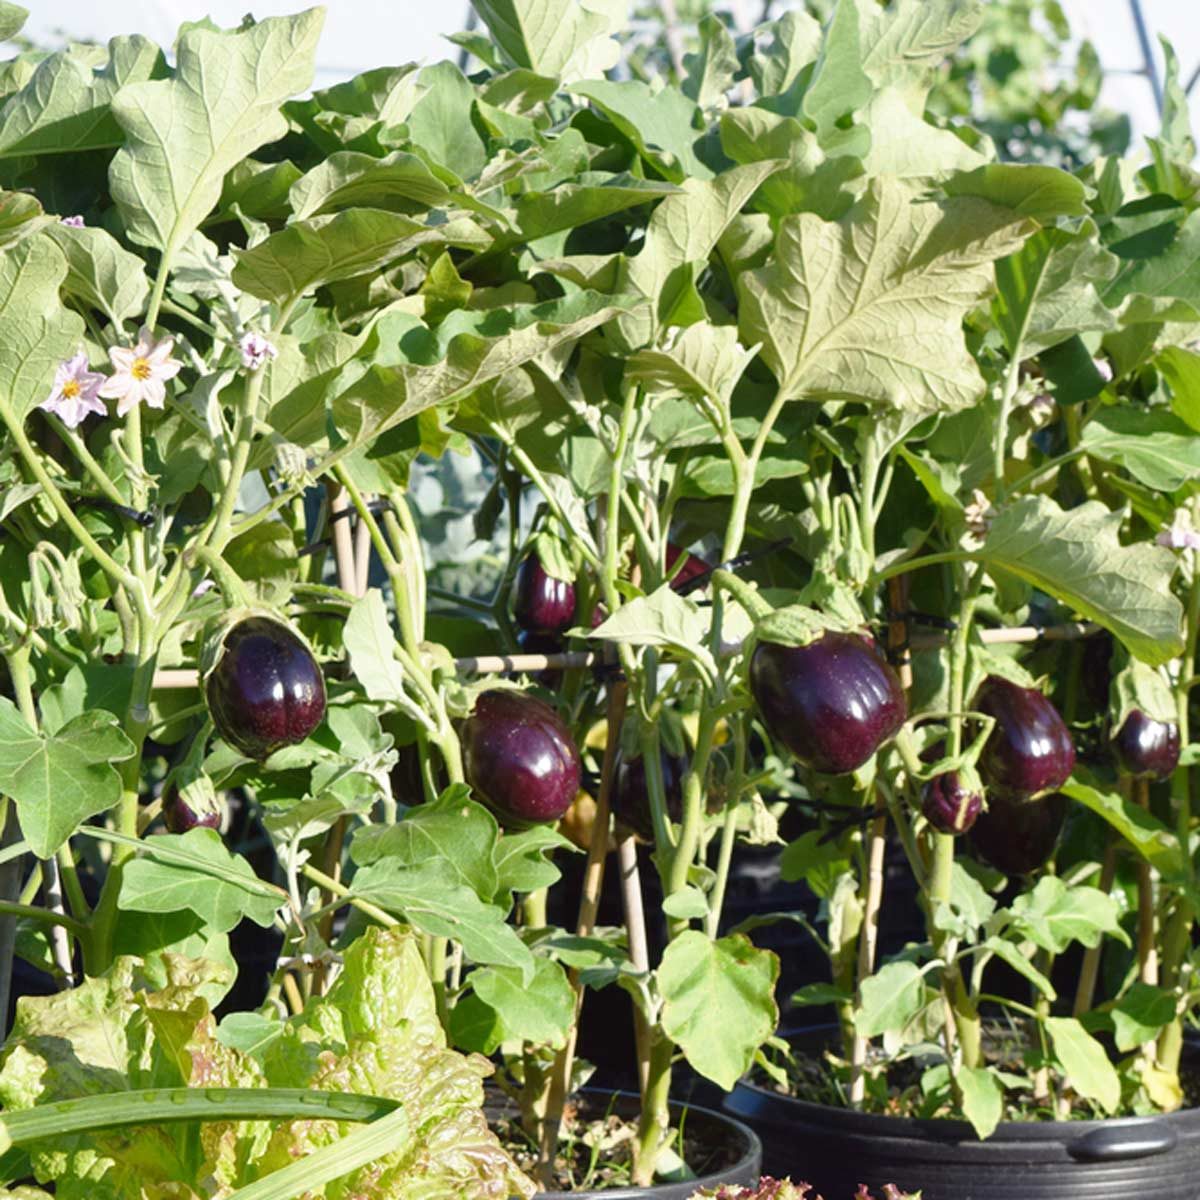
[162,785,222,834]
[975,677,1075,797]
[969,791,1068,877]
[205,617,326,760]
[611,747,686,843]
[750,632,907,776]
[665,543,710,592]
[922,771,983,835]
[462,689,582,828]
[516,627,564,688]
[1113,709,1181,781]
[513,554,576,635]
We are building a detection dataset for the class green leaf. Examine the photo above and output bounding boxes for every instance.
[111,909,235,1009]
[859,0,983,90]
[658,931,779,1090]
[289,150,451,220]
[44,221,150,326]
[343,589,406,703]
[516,173,678,242]
[0,36,166,159]
[1045,1016,1120,1113]
[859,87,984,178]
[466,959,575,1052]
[746,10,821,99]
[1104,208,1200,323]
[993,222,1119,360]
[587,586,713,672]
[943,164,1090,224]
[1079,406,1200,492]
[470,0,622,82]
[854,960,928,1038]
[683,14,739,108]
[0,4,27,42]
[1156,345,1200,431]
[981,937,1057,1000]
[350,788,501,903]
[978,496,1183,666]
[350,858,535,977]
[1157,37,1195,164]
[1061,775,1184,876]
[119,828,284,932]
[627,322,759,409]
[802,0,871,141]
[491,824,572,907]
[957,1065,1004,1140]
[232,208,486,308]
[0,700,133,858]
[405,62,489,181]
[571,79,709,184]
[738,178,1029,412]
[0,232,86,420]
[662,887,709,921]
[1110,982,1177,1052]
[109,10,324,255]
[613,162,780,351]
[1009,875,1126,954]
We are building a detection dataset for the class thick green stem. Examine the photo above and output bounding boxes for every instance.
[633,1032,675,1187]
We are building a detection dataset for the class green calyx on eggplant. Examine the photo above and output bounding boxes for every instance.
[202,610,326,761]
[974,676,1075,798]
[462,689,582,828]
[750,631,906,776]
[922,769,984,835]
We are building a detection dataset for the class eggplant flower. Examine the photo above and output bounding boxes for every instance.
[98,327,182,416]
[38,352,107,429]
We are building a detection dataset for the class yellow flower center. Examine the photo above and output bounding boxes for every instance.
[61,379,81,399]
[131,357,152,381]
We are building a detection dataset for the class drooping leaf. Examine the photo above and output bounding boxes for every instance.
[0,700,133,859]
[288,150,452,220]
[943,164,1090,224]
[109,11,324,256]
[853,960,929,1037]
[978,496,1183,666]
[343,589,406,703]
[1104,208,1200,323]
[682,13,739,109]
[957,1065,1004,1140]
[44,221,150,326]
[738,179,1029,412]
[1045,1016,1120,1113]
[658,931,779,1090]
[1061,775,1184,877]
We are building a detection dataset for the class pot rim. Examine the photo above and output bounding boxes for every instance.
[537,1088,763,1199]
[729,1027,1200,1143]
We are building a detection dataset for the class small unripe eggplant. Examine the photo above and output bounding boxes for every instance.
[204,616,326,760]
[513,554,576,636]
[975,677,1075,798]
[611,747,686,843]
[969,791,1068,877]
[462,690,582,828]
[162,785,222,834]
[922,771,983,835]
[1113,709,1180,781]
[750,632,907,776]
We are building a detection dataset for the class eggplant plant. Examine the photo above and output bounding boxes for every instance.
[0,0,1196,1195]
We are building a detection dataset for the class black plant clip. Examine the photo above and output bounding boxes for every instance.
[673,537,794,598]
[77,496,156,529]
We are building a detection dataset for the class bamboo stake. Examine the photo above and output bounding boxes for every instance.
[149,622,1104,691]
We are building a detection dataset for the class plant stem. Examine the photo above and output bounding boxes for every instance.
[1134,777,1158,988]
[849,810,887,1106]
[617,832,654,1095]
[1074,840,1119,1017]
[705,719,746,939]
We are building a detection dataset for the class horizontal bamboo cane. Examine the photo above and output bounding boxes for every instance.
[150,621,1101,690]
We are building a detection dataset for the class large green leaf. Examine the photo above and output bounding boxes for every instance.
[118,828,285,932]
[957,1065,1004,1140]
[738,178,1029,412]
[1104,208,1200,323]
[342,589,407,703]
[0,36,166,159]
[1061,775,1185,876]
[1079,406,1200,492]
[288,150,451,220]
[233,208,486,308]
[943,164,1090,224]
[517,173,678,241]
[0,700,133,859]
[658,931,778,1090]
[461,959,575,1053]
[0,4,27,42]
[470,0,623,82]
[350,788,501,903]
[1157,345,1200,431]
[979,496,1183,665]
[801,0,871,140]
[859,0,984,90]
[109,10,324,256]
[350,858,535,977]
[1008,876,1125,954]
[993,221,1119,360]
[0,232,86,420]
[854,960,929,1037]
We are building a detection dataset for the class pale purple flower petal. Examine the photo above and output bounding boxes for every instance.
[1157,525,1200,551]
[38,351,108,429]
[239,331,278,371]
[98,328,183,416]
[59,215,85,228]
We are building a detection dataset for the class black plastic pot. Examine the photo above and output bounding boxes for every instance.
[725,1035,1200,1200]
[506,1090,761,1199]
